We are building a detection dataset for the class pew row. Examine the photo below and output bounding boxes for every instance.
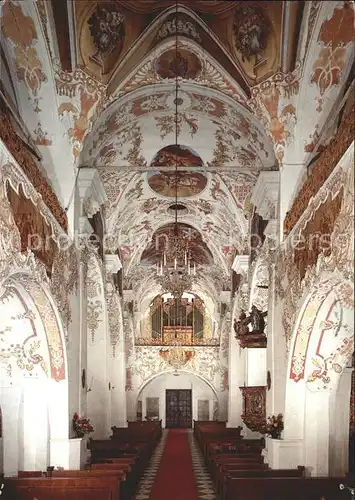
[4,420,162,500]
[3,476,120,500]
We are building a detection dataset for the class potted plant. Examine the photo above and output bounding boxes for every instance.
[265,413,284,439]
[72,412,94,438]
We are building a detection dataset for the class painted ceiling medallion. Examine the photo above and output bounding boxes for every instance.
[148,171,207,198]
[148,145,207,198]
[155,49,202,80]
[88,3,125,64]
[233,4,269,68]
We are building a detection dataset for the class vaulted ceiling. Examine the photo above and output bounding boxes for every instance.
[1,0,354,316]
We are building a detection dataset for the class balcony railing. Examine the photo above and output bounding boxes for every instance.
[135,337,220,347]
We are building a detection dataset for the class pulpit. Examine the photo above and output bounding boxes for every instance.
[240,386,266,433]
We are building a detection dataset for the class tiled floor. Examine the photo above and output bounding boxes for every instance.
[134,430,168,500]
[134,429,217,500]
[188,430,217,500]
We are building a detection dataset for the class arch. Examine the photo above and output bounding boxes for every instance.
[0,270,69,474]
[284,274,354,475]
[105,4,251,99]
[82,80,274,170]
[137,369,219,400]
[136,370,219,426]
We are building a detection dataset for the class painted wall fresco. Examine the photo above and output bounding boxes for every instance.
[155,49,202,79]
[311,3,354,98]
[1,2,46,97]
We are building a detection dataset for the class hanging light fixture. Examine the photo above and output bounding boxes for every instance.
[156,0,196,298]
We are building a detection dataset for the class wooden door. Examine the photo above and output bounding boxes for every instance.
[165,389,192,428]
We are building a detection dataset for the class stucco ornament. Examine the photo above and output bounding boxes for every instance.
[51,244,79,337]
[86,251,105,342]
[132,346,221,388]
[0,174,65,381]
[249,66,300,163]
[157,16,201,43]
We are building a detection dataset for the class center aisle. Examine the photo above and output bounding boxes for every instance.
[149,429,198,500]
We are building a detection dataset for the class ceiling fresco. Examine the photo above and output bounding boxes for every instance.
[81,86,275,169]
[1,0,354,314]
[148,145,207,198]
[147,171,208,199]
[155,48,202,79]
[151,145,203,167]
[74,1,292,90]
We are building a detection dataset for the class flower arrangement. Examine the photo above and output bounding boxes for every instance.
[265,413,284,439]
[72,412,94,437]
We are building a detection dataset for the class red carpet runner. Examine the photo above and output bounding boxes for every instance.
[149,429,198,500]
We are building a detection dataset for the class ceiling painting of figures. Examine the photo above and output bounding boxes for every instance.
[148,145,207,198]
[148,171,208,198]
[151,145,203,167]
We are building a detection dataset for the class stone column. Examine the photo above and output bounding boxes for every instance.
[109,335,127,428]
[227,256,249,428]
[78,257,88,418]
[105,254,127,428]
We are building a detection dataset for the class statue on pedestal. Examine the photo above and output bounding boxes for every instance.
[249,305,267,333]
[233,311,250,337]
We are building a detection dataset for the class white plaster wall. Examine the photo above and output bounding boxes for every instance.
[87,332,109,438]
[139,372,216,427]
[108,339,127,428]
[246,348,267,387]
[227,341,245,428]
[269,300,288,416]
[329,368,353,477]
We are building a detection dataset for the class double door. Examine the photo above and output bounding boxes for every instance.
[165,389,192,428]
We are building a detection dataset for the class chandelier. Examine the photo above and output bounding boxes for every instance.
[155,1,196,297]
[156,269,193,298]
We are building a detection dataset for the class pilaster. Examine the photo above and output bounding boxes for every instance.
[77,168,107,218]
[251,171,279,220]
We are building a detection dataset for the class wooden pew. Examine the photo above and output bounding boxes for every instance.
[3,476,119,500]
[53,470,127,500]
[87,420,161,498]
[91,462,137,498]
[224,476,344,500]
[213,459,267,492]
[219,467,305,500]
[18,471,43,477]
